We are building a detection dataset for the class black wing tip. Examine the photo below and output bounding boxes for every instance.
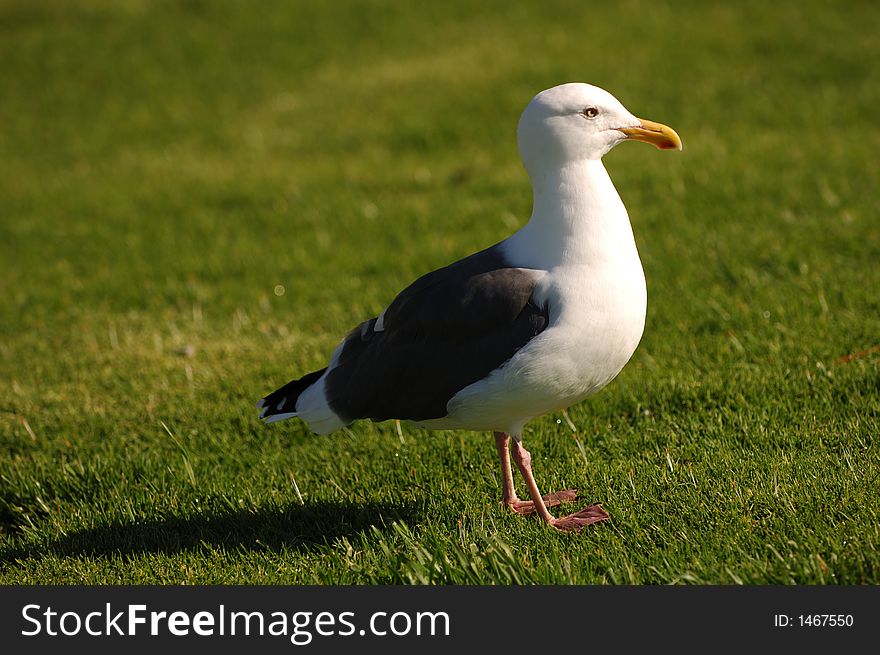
[256,368,327,422]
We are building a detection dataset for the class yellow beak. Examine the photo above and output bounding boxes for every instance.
[619,118,682,151]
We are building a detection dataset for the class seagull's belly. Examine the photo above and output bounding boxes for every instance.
[419,263,647,434]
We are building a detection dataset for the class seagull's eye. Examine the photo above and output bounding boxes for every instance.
[582,107,599,119]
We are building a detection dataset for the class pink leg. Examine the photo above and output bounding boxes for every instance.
[494,432,518,505]
[494,431,577,515]
[511,438,609,532]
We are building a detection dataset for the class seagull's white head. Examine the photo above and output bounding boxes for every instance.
[517,82,681,174]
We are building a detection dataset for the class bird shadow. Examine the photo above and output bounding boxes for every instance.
[1,499,422,562]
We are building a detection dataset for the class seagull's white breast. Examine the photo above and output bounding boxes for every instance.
[532,258,647,397]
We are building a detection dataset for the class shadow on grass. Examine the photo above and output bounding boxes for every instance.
[1,500,422,561]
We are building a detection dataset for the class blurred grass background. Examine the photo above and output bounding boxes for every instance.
[1,0,878,583]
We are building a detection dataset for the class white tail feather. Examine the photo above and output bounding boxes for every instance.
[263,412,298,424]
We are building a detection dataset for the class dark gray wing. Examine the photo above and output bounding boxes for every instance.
[323,243,548,423]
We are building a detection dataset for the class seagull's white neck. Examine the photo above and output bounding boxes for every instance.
[504,159,639,269]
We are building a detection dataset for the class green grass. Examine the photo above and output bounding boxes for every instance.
[2,0,879,584]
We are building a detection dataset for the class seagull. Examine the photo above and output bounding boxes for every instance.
[258,83,681,532]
